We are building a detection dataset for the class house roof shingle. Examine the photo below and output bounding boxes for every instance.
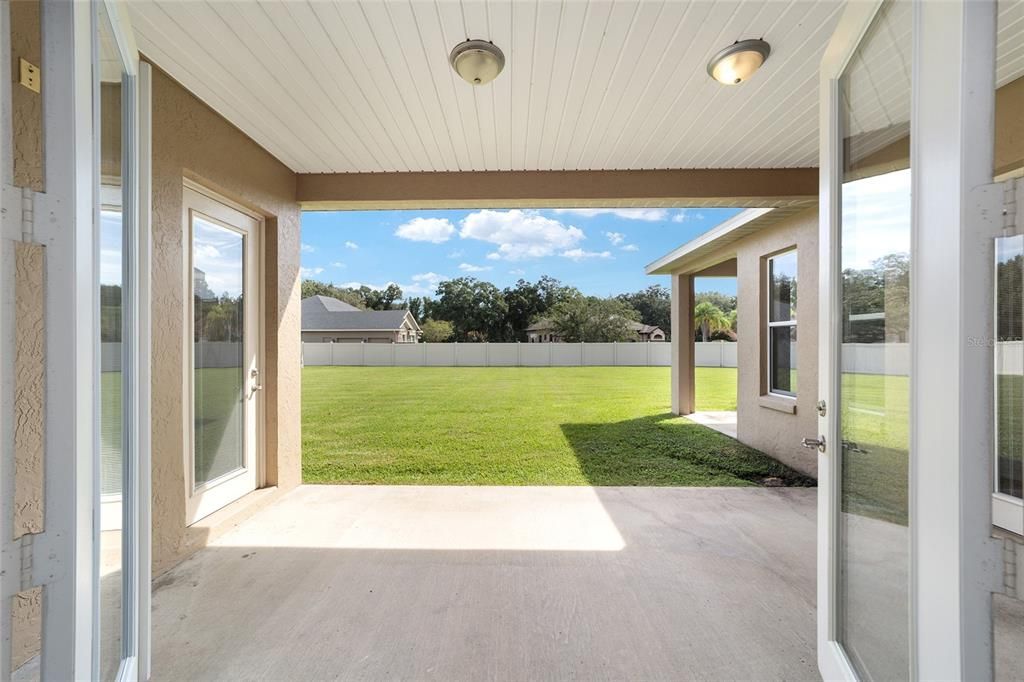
[302,296,419,332]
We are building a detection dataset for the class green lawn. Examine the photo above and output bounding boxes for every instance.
[302,366,813,487]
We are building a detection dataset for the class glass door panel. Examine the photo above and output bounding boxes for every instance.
[192,218,246,487]
[97,3,129,678]
[837,1,912,679]
[185,187,260,523]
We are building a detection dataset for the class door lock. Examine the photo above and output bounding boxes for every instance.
[801,436,826,453]
[816,400,827,417]
[251,368,264,393]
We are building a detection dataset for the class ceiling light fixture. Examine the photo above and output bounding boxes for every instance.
[707,39,771,85]
[449,39,505,85]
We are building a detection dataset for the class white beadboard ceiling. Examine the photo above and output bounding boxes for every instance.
[130,0,1021,175]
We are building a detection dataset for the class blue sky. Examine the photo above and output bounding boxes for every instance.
[299,207,741,298]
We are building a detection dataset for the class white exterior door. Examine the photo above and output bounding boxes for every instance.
[184,185,262,524]
[817,3,912,678]
[818,1,1002,680]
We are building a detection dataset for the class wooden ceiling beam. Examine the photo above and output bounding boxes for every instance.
[296,168,818,210]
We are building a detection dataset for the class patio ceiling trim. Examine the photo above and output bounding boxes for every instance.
[296,168,817,210]
[645,205,813,275]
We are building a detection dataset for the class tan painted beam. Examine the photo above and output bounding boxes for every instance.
[297,168,817,210]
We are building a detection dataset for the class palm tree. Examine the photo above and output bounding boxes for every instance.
[693,301,728,342]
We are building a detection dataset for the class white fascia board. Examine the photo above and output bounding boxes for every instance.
[644,207,773,275]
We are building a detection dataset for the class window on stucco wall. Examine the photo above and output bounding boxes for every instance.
[767,249,798,397]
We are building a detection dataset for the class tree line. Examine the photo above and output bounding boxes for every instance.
[302,276,740,344]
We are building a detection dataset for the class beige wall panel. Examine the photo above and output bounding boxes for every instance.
[10,587,41,672]
[148,64,300,573]
[9,0,42,190]
[14,242,44,536]
[733,208,819,477]
[996,76,1024,178]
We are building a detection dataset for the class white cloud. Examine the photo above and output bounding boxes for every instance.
[407,272,449,296]
[447,249,464,259]
[344,241,359,250]
[301,242,316,253]
[604,231,625,245]
[509,269,526,276]
[411,272,448,285]
[331,261,346,268]
[395,217,456,243]
[672,210,703,222]
[460,209,585,261]
[621,244,640,252]
[553,208,669,221]
[300,266,324,278]
[458,263,492,273]
[560,248,612,262]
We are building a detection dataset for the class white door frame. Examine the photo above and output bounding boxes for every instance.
[816,4,882,678]
[818,1,1002,680]
[183,183,264,525]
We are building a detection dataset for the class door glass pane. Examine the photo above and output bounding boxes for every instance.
[838,1,912,679]
[97,5,125,678]
[996,235,1023,500]
[192,216,246,487]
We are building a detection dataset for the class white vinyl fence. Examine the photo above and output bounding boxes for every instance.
[302,341,675,367]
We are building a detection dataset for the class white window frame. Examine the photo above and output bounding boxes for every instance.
[766,249,798,398]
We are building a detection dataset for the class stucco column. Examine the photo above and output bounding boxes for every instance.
[671,273,695,415]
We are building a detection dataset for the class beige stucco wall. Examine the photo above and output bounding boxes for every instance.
[733,208,819,478]
[10,0,42,191]
[148,64,301,574]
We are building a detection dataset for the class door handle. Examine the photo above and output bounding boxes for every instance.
[251,368,263,393]
[801,436,826,453]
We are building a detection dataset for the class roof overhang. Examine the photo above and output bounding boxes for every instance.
[297,168,817,210]
[645,204,814,275]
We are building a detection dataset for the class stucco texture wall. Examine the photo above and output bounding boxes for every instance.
[734,208,819,478]
[148,64,301,574]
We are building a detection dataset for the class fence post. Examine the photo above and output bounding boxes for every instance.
[361,340,365,366]
[454,341,458,367]
[579,341,584,366]
[330,340,336,366]
[422,341,427,365]
[391,340,396,366]
[517,341,521,367]
[646,341,651,366]
[485,341,489,367]
[612,341,617,366]
[548,342,553,366]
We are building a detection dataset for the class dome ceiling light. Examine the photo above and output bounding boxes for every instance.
[707,39,771,85]
[449,39,505,85]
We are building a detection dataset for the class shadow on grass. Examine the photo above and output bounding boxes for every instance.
[560,413,815,487]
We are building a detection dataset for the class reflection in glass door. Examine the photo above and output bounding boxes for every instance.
[185,187,260,523]
[96,2,135,678]
[835,2,912,679]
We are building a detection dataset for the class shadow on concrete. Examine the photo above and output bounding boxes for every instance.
[559,413,815,487]
[150,485,820,681]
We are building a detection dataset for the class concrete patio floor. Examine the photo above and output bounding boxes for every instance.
[686,411,738,439]
[152,485,818,680]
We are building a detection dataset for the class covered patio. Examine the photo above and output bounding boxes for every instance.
[151,485,819,680]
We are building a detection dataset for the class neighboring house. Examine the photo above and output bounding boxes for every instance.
[526,318,666,343]
[301,295,421,343]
